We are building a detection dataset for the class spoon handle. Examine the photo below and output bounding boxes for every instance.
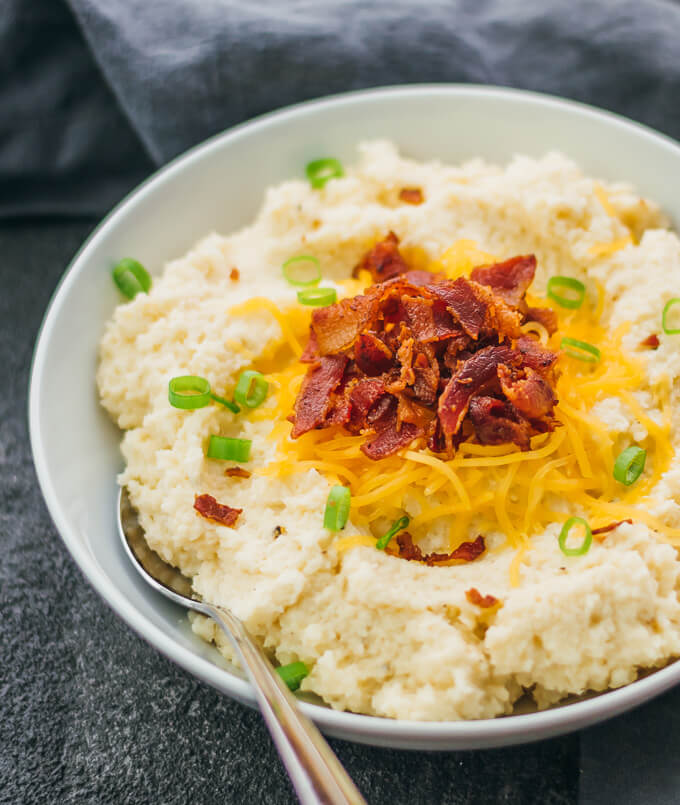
[206,604,367,805]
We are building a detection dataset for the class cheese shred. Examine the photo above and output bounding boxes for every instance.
[237,244,677,580]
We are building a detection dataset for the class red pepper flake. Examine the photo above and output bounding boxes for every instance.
[640,334,660,349]
[194,494,242,526]
[465,587,499,608]
[230,268,240,281]
[399,188,424,205]
[225,467,251,478]
[592,519,633,539]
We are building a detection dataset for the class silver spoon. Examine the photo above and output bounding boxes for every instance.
[117,487,367,805]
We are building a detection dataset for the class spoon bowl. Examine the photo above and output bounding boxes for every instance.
[117,486,366,805]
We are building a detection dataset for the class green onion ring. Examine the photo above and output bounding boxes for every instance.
[560,336,601,363]
[305,157,344,189]
[112,258,152,299]
[168,376,212,409]
[547,276,586,309]
[282,255,322,287]
[613,445,647,486]
[297,287,337,307]
[323,485,351,531]
[209,392,240,414]
[558,516,593,557]
[275,661,309,691]
[662,298,680,334]
[233,370,269,409]
[375,515,410,551]
[206,435,252,462]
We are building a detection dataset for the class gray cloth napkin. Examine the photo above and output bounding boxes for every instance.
[4,0,680,215]
[6,1,680,801]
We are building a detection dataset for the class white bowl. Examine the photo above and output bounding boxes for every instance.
[29,85,680,750]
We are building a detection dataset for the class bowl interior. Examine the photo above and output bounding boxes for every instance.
[30,85,680,750]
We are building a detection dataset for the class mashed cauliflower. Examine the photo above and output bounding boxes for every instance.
[98,141,680,720]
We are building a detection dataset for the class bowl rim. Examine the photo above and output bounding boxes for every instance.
[28,83,680,747]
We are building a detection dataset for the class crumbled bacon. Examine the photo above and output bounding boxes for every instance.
[289,236,560,458]
[225,467,251,478]
[291,354,348,437]
[468,396,532,449]
[395,532,486,565]
[592,519,633,538]
[465,587,499,608]
[438,345,516,436]
[471,254,536,307]
[354,231,410,282]
[354,332,394,375]
[399,188,424,205]
[524,305,559,335]
[194,494,242,526]
[640,334,660,349]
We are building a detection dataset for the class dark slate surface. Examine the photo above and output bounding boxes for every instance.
[0,218,585,804]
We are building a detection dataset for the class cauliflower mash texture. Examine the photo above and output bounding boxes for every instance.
[98,141,680,720]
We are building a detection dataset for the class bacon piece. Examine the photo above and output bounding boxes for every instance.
[401,296,463,344]
[354,231,410,282]
[428,277,522,340]
[311,290,379,355]
[468,396,532,449]
[640,334,660,349]
[366,393,397,430]
[524,306,558,335]
[411,345,440,405]
[347,378,386,431]
[471,254,536,307]
[399,187,424,205]
[592,519,633,538]
[300,328,320,363]
[427,277,489,339]
[404,269,440,285]
[386,326,416,393]
[225,467,251,478]
[498,364,557,420]
[465,587,499,608]
[354,332,394,375]
[229,268,240,281]
[515,335,559,375]
[438,345,516,435]
[194,494,242,527]
[395,532,486,565]
[361,420,422,460]
[291,354,348,438]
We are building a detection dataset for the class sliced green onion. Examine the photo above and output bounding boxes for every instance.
[662,298,680,334]
[206,435,252,462]
[276,661,309,692]
[560,336,601,363]
[305,158,344,189]
[233,370,268,409]
[168,376,212,409]
[376,516,410,551]
[209,392,240,414]
[324,485,351,531]
[112,258,151,299]
[547,276,586,309]
[558,516,592,557]
[282,255,321,287]
[613,446,647,486]
[168,376,240,413]
[297,287,337,307]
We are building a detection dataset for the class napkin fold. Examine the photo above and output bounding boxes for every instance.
[3,0,680,215]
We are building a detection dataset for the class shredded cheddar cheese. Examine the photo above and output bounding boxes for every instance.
[234,240,676,580]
